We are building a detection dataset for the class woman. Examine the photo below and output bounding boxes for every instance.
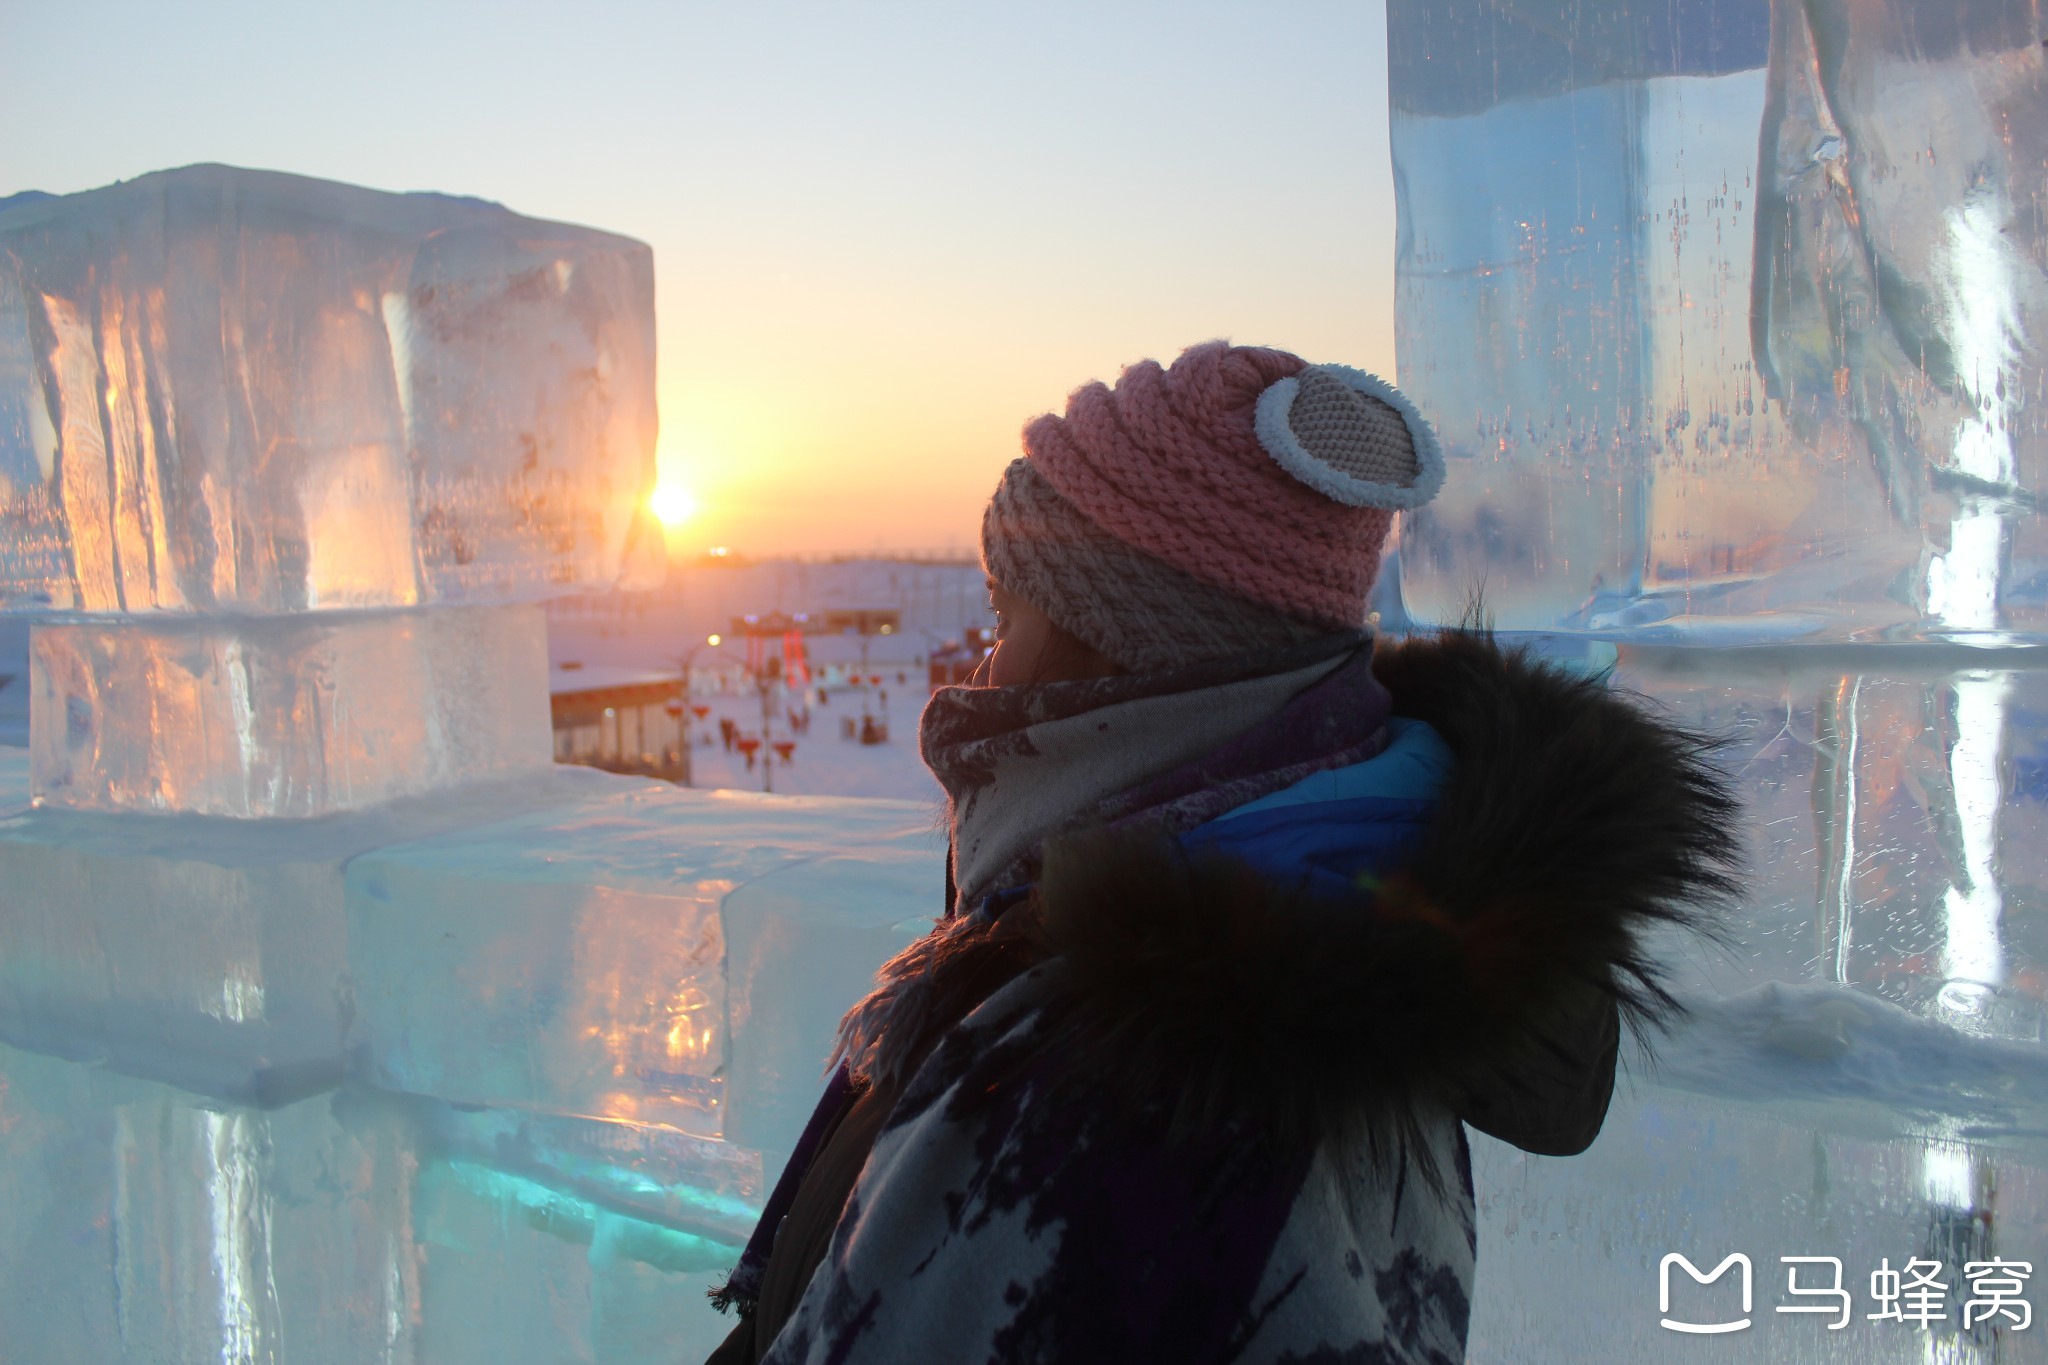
[706,341,1739,1364]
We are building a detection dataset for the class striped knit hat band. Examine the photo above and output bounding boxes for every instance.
[981,460,1324,670]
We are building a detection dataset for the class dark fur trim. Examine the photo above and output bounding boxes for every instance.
[835,907,1039,1089]
[839,629,1744,1164]
[706,1274,754,1318]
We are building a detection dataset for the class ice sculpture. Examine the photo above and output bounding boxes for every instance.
[1391,0,2046,643]
[1387,2,2048,1358]
[0,167,937,1363]
[0,165,662,816]
[0,164,658,617]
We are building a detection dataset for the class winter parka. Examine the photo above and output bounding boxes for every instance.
[708,630,1740,1364]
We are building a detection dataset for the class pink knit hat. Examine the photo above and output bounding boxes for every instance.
[982,341,1444,669]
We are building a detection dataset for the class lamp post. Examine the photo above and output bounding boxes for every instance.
[757,652,781,794]
[670,632,726,787]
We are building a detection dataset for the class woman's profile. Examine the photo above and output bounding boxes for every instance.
[706,340,1740,1364]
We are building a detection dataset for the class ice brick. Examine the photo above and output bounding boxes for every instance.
[0,1039,420,1364]
[0,1037,760,1365]
[1609,641,2048,1037]
[1468,1076,2048,1363]
[28,603,549,818]
[0,742,25,805]
[720,848,936,1153]
[0,764,622,1100]
[406,1096,759,1364]
[0,616,23,746]
[347,784,940,1138]
[411,1153,734,1365]
[1388,2,2048,641]
[0,164,661,616]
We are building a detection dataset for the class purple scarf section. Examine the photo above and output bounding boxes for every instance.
[920,630,1392,912]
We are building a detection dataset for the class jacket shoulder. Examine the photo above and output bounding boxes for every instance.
[1030,629,1741,1161]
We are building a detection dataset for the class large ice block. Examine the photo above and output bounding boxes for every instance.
[0,1036,754,1364]
[28,603,550,817]
[0,764,621,1102]
[0,617,24,746]
[0,1040,421,1364]
[0,741,24,803]
[346,783,938,1136]
[406,1097,759,1364]
[0,164,661,617]
[0,766,936,1364]
[1611,641,2048,1038]
[1468,1073,2048,1363]
[1388,1,2048,641]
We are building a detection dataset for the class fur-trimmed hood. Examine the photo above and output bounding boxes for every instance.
[836,629,1743,1157]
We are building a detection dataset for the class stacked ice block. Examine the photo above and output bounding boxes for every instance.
[0,167,937,1363]
[1387,1,2048,1357]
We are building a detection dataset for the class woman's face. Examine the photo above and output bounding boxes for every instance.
[983,581,1121,686]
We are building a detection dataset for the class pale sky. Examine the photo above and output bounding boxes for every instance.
[2,0,1397,556]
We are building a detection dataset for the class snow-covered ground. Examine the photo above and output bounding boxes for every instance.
[677,677,942,807]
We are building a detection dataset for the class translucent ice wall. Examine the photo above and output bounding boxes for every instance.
[1391,0,2046,642]
[0,167,923,1363]
[1387,3,2048,1358]
[0,758,935,1363]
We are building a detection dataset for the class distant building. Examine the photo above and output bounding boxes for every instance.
[547,555,991,663]
[929,626,995,688]
[551,662,687,781]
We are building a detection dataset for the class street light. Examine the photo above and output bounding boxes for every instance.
[672,633,730,787]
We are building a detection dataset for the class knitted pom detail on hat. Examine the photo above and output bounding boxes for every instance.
[1253,364,1445,510]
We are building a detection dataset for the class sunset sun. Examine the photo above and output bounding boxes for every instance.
[649,482,697,527]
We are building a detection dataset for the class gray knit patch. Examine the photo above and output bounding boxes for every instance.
[1286,367,1420,489]
[982,460,1326,671]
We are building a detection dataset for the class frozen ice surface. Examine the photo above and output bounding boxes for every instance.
[1656,980,2048,1136]
[0,742,25,803]
[347,783,937,1136]
[0,1035,754,1364]
[1388,1,2048,642]
[720,848,938,1150]
[29,603,550,817]
[0,616,24,746]
[1609,642,2048,1036]
[0,164,661,616]
[0,1039,420,1364]
[407,1096,758,1364]
[0,765,933,1362]
[1384,1,2048,1345]
[0,764,616,1101]
[1468,1073,2048,1364]
[411,1095,765,1251]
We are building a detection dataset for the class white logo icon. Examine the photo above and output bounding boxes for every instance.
[1661,1253,1753,1334]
